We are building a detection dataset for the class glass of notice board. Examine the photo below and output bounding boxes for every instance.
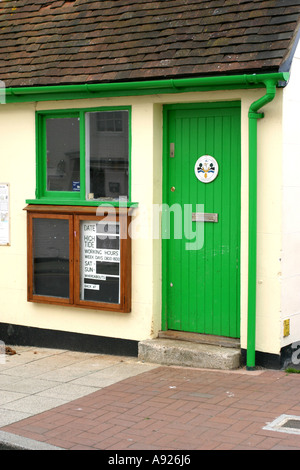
[27,213,74,305]
[80,220,120,304]
[74,212,131,312]
[33,217,70,299]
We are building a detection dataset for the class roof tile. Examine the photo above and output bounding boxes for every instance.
[0,0,299,87]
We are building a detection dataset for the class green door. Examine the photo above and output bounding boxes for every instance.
[162,103,241,338]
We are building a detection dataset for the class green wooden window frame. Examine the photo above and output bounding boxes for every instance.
[28,106,133,207]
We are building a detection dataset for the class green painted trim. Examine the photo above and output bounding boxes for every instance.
[161,106,169,332]
[128,107,132,203]
[25,198,138,208]
[163,101,241,110]
[79,109,86,200]
[247,115,259,370]
[37,110,81,201]
[35,114,42,199]
[35,105,132,206]
[4,73,289,104]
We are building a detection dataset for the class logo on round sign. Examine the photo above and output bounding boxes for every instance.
[194,155,219,183]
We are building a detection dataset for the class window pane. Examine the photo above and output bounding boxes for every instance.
[33,218,70,298]
[46,118,80,192]
[85,111,129,199]
[80,220,120,304]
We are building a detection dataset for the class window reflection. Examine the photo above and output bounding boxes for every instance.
[85,111,129,199]
[46,118,80,192]
[33,218,70,298]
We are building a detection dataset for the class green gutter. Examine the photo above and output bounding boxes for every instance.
[3,71,289,368]
[4,73,287,103]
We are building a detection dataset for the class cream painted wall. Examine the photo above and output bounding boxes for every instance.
[0,103,36,327]
[0,88,285,353]
[281,39,300,351]
[255,93,283,355]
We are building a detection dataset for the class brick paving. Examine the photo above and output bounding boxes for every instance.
[2,366,300,450]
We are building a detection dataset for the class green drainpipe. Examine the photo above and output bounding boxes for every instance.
[246,78,282,370]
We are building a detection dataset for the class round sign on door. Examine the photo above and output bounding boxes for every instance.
[194,155,219,183]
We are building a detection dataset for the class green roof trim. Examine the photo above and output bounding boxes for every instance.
[4,73,289,104]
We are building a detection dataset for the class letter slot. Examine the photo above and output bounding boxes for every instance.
[192,212,218,223]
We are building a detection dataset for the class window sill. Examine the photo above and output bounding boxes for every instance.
[26,198,139,208]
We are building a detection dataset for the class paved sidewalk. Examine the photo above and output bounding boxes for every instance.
[1,345,300,450]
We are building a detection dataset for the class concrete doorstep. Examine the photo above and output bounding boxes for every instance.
[138,338,241,370]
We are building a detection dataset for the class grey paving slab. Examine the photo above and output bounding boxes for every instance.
[1,394,68,414]
[37,382,101,401]
[0,390,27,406]
[1,363,57,378]
[0,410,33,427]
[0,374,22,389]
[0,378,60,394]
[36,356,126,383]
[73,361,159,388]
[1,347,66,367]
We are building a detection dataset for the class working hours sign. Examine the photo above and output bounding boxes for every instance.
[80,220,120,304]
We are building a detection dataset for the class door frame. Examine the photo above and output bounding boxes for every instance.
[161,101,242,336]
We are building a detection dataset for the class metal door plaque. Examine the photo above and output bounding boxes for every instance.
[170,143,175,158]
[192,212,218,223]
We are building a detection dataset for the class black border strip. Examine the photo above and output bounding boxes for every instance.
[0,322,138,357]
[241,347,294,370]
[1,322,296,370]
